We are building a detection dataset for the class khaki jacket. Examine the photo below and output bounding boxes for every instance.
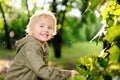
[5,35,71,80]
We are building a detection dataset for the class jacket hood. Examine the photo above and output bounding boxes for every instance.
[15,35,37,52]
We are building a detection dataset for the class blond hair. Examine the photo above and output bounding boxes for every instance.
[25,10,57,35]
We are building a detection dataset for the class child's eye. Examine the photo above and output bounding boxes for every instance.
[48,27,53,29]
[39,26,43,28]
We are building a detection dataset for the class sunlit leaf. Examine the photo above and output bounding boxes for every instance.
[109,64,120,70]
[104,24,120,43]
[107,45,120,63]
[110,8,120,16]
[101,0,120,21]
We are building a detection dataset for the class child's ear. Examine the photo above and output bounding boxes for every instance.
[29,28,34,35]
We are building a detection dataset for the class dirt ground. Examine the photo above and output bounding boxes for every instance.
[0,59,13,75]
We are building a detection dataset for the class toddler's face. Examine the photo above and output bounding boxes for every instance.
[32,15,55,43]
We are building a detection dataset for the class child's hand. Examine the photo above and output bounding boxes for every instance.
[70,70,79,78]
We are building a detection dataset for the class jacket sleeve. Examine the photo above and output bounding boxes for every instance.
[22,41,71,80]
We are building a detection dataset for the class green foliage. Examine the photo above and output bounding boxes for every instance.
[0,0,28,48]
[101,0,120,26]
[9,13,28,39]
[74,54,120,80]
[0,12,28,47]
[103,25,120,63]
[102,0,120,64]
[78,0,103,42]
[72,0,120,80]
[62,17,80,46]
[80,11,102,41]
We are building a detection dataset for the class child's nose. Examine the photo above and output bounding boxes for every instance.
[44,27,49,32]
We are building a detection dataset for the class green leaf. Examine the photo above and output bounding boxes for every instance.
[107,45,120,63]
[97,57,108,68]
[104,24,120,43]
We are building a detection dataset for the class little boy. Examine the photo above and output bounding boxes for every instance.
[5,10,78,80]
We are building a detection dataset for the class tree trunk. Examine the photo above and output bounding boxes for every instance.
[0,3,11,49]
[51,0,68,58]
[52,31,62,58]
[51,0,62,58]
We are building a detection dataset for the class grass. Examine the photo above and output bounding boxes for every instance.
[49,41,103,69]
[0,48,16,59]
[0,41,103,69]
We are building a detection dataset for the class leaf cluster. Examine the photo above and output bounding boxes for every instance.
[73,53,120,80]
